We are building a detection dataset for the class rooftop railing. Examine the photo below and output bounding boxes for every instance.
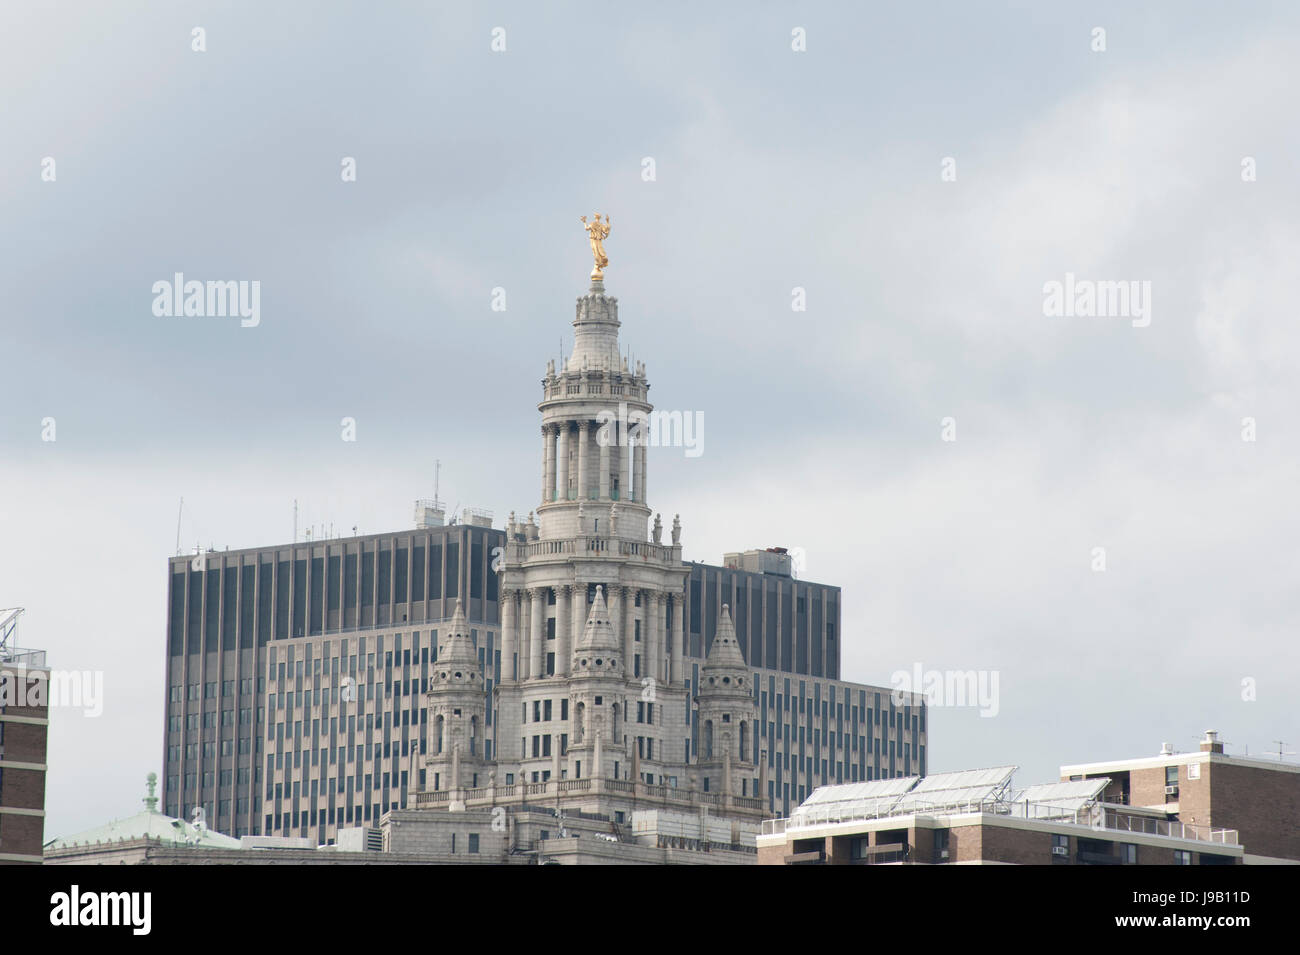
[507,538,680,563]
[763,798,1238,846]
[0,646,47,668]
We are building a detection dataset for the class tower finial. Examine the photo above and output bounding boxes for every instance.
[144,772,159,813]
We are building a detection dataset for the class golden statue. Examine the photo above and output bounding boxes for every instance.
[580,213,611,279]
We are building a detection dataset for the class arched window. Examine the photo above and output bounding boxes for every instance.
[574,702,585,743]
[470,715,478,756]
[739,720,748,760]
[704,720,714,760]
[435,715,445,755]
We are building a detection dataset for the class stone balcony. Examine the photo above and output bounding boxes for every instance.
[506,537,681,566]
[414,775,765,816]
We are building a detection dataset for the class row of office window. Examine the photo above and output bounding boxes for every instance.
[167,527,502,654]
[685,564,840,679]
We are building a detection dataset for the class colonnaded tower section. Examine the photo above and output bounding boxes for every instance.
[493,259,692,789]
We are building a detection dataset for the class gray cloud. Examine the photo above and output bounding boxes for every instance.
[3,1,1298,834]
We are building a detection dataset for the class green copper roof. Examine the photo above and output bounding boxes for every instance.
[47,808,242,850]
[46,775,241,851]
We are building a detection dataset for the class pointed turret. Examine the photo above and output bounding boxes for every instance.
[436,600,477,669]
[572,585,622,675]
[696,605,757,804]
[425,599,487,801]
[701,603,749,687]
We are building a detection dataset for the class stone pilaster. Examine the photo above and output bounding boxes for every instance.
[619,435,630,502]
[634,437,647,504]
[623,588,636,677]
[501,589,517,681]
[577,420,590,501]
[608,585,623,666]
[557,424,569,501]
[571,583,586,669]
[654,592,668,684]
[670,593,684,685]
[556,584,571,677]
[518,593,530,680]
[598,424,610,501]
[543,425,556,502]
[529,588,546,678]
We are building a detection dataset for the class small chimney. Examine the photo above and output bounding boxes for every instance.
[1160,742,1174,756]
[1200,730,1224,754]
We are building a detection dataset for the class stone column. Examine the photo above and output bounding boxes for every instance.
[608,585,623,666]
[618,435,630,502]
[518,593,530,680]
[598,425,610,501]
[577,421,590,501]
[622,588,636,678]
[655,593,667,684]
[556,585,571,677]
[530,588,546,679]
[501,589,517,681]
[635,442,647,506]
[670,593,684,685]
[723,746,733,804]
[542,425,555,503]
[540,426,548,503]
[571,582,586,660]
[557,424,569,501]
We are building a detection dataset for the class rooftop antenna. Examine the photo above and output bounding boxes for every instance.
[293,500,298,544]
[435,459,442,509]
[1273,741,1296,761]
[175,497,184,556]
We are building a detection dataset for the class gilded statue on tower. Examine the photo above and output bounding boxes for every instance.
[580,213,611,279]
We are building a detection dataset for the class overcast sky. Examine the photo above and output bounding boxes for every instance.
[3,1,1298,837]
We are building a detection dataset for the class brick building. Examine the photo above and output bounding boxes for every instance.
[0,614,49,866]
[756,765,1246,865]
[1061,730,1300,864]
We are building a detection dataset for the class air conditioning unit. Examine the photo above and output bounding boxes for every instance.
[939,849,949,859]
[1051,845,1068,857]
[1164,785,1179,796]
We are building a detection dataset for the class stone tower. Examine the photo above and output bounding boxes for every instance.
[696,605,758,804]
[566,585,625,781]
[494,269,691,788]
[424,600,487,805]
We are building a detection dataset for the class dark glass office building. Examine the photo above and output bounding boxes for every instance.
[162,528,921,840]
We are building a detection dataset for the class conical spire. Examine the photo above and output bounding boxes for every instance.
[437,600,477,665]
[576,585,619,652]
[704,604,748,670]
[571,585,623,678]
[700,604,751,700]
